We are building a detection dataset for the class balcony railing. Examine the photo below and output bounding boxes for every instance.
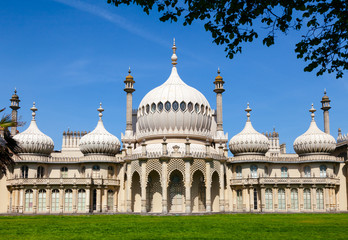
[230,177,340,186]
[6,178,120,187]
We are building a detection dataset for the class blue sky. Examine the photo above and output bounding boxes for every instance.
[1,0,347,153]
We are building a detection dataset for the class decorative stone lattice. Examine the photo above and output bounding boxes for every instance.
[130,160,141,182]
[190,159,206,185]
[167,158,185,180]
[146,159,162,185]
[211,160,221,178]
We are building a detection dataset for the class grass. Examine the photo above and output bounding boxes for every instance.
[0,213,347,239]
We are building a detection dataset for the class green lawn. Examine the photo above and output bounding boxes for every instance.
[0,213,347,239]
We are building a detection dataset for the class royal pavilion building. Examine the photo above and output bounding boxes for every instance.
[0,42,347,214]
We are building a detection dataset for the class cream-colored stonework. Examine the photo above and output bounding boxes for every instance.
[1,42,347,214]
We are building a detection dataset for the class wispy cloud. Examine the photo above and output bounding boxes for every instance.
[53,0,169,47]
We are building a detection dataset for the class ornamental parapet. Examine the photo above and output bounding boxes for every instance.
[13,155,120,163]
[229,155,343,163]
[230,177,340,186]
[6,178,119,187]
[123,151,226,161]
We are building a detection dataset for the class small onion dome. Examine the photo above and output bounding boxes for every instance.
[14,102,54,155]
[293,104,336,156]
[11,88,19,100]
[79,103,120,156]
[229,103,269,156]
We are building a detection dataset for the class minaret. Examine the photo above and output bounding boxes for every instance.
[214,68,225,132]
[124,67,135,135]
[321,89,331,134]
[10,88,20,136]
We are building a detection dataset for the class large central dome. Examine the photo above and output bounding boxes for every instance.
[136,42,212,140]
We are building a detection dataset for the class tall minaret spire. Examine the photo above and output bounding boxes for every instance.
[10,88,20,135]
[171,38,177,67]
[214,68,225,132]
[321,89,331,134]
[124,67,135,134]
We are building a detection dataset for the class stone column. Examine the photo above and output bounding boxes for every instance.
[286,187,290,211]
[19,187,24,213]
[12,188,17,213]
[103,188,108,212]
[46,188,51,213]
[249,186,254,212]
[219,162,225,212]
[33,187,37,213]
[205,161,211,212]
[72,187,77,213]
[273,187,278,212]
[260,187,265,212]
[96,187,101,212]
[85,187,90,213]
[242,187,247,212]
[231,188,236,211]
[59,188,64,213]
[311,186,316,211]
[118,164,125,212]
[161,160,168,213]
[324,187,329,211]
[114,188,118,212]
[185,160,191,213]
[126,163,132,212]
[299,187,304,211]
[141,161,147,213]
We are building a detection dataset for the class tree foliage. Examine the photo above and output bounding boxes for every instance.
[0,108,20,175]
[107,0,347,78]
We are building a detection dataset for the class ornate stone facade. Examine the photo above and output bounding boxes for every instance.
[0,42,347,214]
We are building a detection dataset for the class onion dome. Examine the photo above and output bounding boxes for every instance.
[293,104,336,156]
[14,102,54,155]
[136,39,212,140]
[229,103,269,156]
[79,103,120,156]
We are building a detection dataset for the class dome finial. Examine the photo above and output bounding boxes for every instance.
[217,67,220,75]
[98,102,104,120]
[14,87,17,94]
[30,102,37,120]
[171,38,177,67]
[309,103,316,121]
[245,102,252,121]
[324,88,327,95]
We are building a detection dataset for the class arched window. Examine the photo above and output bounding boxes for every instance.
[81,166,86,177]
[92,165,100,178]
[38,189,46,212]
[236,190,243,210]
[236,166,242,179]
[108,166,114,178]
[200,105,205,114]
[194,103,199,113]
[146,104,150,114]
[172,101,179,111]
[21,165,28,178]
[320,165,327,178]
[304,166,311,178]
[25,189,33,212]
[303,188,311,210]
[278,188,285,210]
[180,101,186,111]
[291,189,298,210]
[107,190,114,211]
[264,166,269,177]
[51,189,60,212]
[281,167,288,178]
[250,165,258,178]
[316,188,324,210]
[165,101,171,111]
[265,188,273,210]
[64,189,73,212]
[151,103,156,112]
[188,102,193,112]
[37,166,44,178]
[61,167,68,178]
[157,102,163,112]
[78,189,86,211]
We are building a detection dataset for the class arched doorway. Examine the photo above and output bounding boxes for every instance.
[146,170,162,213]
[191,170,206,212]
[211,172,220,212]
[131,172,141,212]
[168,170,184,213]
